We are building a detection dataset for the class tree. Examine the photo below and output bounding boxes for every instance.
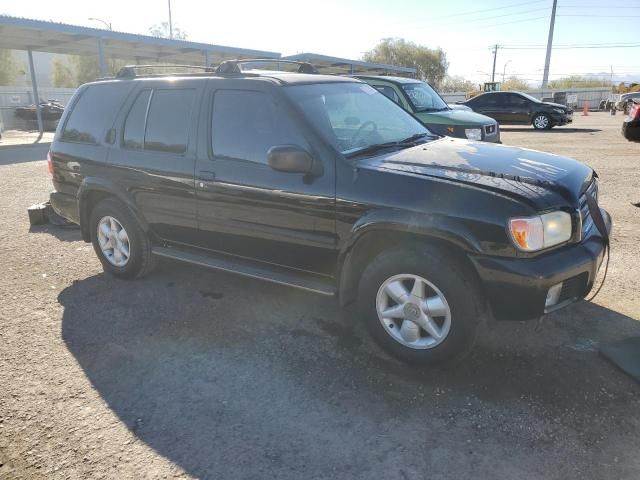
[439,75,475,93]
[51,57,76,87]
[148,22,188,40]
[548,76,609,89]
[0,49,22,85]
[501,75,530,91]
[50,55,128,87]
[363,38,448,84]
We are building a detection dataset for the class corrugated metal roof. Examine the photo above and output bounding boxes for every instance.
[0,15,280,64]
[283,53,416,76]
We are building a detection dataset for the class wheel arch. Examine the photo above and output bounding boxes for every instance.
[77,178,149,242]
[337,219,485,307]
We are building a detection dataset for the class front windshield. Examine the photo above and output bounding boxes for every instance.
[401,82,448,112]
[285,82,430,155]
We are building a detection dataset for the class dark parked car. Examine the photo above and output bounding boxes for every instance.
[48,61,610,365]
[616,92,640,114]
[622,100,640,142]
[462,91,573,130]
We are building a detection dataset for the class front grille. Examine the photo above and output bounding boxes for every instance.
[579,179,598,237]
[558,273,588,303]
[484,124,497,135]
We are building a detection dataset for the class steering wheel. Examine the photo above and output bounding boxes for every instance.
[351,121,378,147]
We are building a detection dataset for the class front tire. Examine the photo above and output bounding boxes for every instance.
[89,198,155,279]
[357,244,486,365]
[532,113,552,130]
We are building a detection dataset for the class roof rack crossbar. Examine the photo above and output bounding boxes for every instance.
[215,58,318,74]
[116,64,215,79]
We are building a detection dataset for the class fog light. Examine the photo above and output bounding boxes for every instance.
[545,282,563,308]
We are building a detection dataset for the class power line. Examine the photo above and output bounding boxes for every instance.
[427,0,548,20]
[501,44,640,49]
[559,5,640,8]
[557,14,640,18]
[502,41,640,47]
[473,15,548,29]
[378,1,549,32]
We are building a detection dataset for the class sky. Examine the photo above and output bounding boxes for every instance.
[2,0,639,85]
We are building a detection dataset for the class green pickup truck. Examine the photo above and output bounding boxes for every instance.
[356,75,500,143]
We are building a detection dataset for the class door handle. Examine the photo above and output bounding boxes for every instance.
[199,170,216,181]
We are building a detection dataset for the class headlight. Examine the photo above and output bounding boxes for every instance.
[465,128,482,141]
[553,108,565,114]
[508,211,572,251]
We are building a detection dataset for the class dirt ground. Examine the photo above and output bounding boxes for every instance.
[1,113,639,479]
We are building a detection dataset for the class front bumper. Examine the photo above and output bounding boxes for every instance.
[622,119,640,142]
[469,208,611,321]
[551,111,573,126]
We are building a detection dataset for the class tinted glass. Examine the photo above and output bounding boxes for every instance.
[286,82,429,155]
[374,85,400,104]
[475,94,499,107]
[144,89,194,154]
[400,82,448,111]
[508,94,529,107]
[61,84,129,144]
[211,90,307,164]
[123,90,151,150]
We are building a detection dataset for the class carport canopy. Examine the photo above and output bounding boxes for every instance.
[282,52,416,77]
[0,15,280,132]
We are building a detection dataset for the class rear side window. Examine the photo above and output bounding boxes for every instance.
[211,90,306,164]
[123,90,151,150]
[122,88,195,154]
[145,89,195,154]
[61,84,129,144]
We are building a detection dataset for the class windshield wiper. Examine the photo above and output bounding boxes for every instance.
[345,133,432,159]
[417,106,449,112]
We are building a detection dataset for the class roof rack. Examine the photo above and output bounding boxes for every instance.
[215,58,318,75]
[115,64,215,79]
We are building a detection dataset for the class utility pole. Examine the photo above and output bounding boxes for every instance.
[168,0,173,39]
[610,65,614,86]
[541,0,558,89]
[491,44,499,83]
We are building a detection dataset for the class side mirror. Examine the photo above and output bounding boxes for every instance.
[268,145,318,175]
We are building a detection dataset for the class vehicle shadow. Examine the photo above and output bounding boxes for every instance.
[29,223,81,242]
[500,127,602,133]
[59,264,640,479]
[0,143,50,165]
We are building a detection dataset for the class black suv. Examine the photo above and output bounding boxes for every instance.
[462,91,574,130]
[48,61,610,365]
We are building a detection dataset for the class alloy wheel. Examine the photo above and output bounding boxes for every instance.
[376,274,452,349]
[97,216,131,267]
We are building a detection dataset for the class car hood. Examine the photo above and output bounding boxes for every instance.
[542,101,569,110]
[358,137,594,208]
[414,108,496,126]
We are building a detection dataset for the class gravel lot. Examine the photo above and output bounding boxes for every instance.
[1,113,639,479]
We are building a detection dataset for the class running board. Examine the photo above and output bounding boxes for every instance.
[152,246,336,296]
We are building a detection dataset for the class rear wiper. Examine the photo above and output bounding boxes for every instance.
[345,133,431,159]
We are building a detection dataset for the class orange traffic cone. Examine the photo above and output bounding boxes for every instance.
[582,101,589,116]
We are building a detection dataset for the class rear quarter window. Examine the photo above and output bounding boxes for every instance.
[60,83,130,144]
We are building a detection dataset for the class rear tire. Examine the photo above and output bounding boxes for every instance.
[89,198,156,279]
[532,113,552,130]
[357,244,486,366]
